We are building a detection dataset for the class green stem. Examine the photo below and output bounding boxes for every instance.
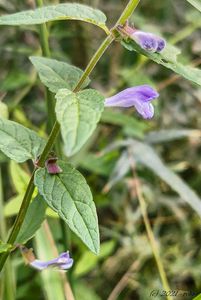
[0,0,140,272]
[116,0,140,25]
[74,35,114,91]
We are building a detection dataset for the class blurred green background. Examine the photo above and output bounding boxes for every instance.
[0,0,201,299]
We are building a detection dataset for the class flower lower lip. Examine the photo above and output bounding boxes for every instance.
[104,85,159,119]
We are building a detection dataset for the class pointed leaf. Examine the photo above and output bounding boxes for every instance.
[0,3,108,32]
[0,118,45,162]
[30,56,90,93]
[16,194,46,244]
[122,40,201,86]
[34,161,100,254]
[56,89,104,156]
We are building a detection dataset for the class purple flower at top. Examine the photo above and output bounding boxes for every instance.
[30,252,73,271]
[105,85,159,119]
[131,30,166,52]
[118,23,166,53]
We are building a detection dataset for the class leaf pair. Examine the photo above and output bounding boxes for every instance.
[0,118,100,253]
[0,117,100,253]
[31,56,105,157]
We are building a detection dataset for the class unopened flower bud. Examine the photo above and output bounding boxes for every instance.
[45,157,62,174]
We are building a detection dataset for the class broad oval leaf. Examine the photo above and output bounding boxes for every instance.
[186,0,201,12]
[55,89,104,156]
[34,161,100,254]
[122,40,201,86]
[17,194,47,244]
[0,118,45,163]
[30,56,90,93]
[0,3,108,32]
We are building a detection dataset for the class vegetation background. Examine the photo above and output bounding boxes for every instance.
[0,0,201,299]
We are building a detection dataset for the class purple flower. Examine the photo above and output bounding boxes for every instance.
[20,246,73,271]
[117,23,166,53]
[105,85,159,119]
[45,157,62,174]
[30,252,73,271]
[131,30,166,52]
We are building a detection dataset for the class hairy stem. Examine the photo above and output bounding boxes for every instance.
[0,0,140,272]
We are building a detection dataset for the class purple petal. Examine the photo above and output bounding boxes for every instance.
[105,85,158,119]
[30,260,49,270]
[105,85,159,108]
[30,252,73,271]
[131,31,158,52]
[154,36,166,52]
[131,30,166,53]
[133,101,154,119]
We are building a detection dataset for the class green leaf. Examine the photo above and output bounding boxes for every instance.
[30,56,90,93]
[130,140,201,217]
[0,3,108,32]
[16,194,46,244]
[0,118,45,162]
[122,40,201,86]
[34,161,100,254]
[186,0,201,12]
[56,89,104,156]
[0,241,12,253]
